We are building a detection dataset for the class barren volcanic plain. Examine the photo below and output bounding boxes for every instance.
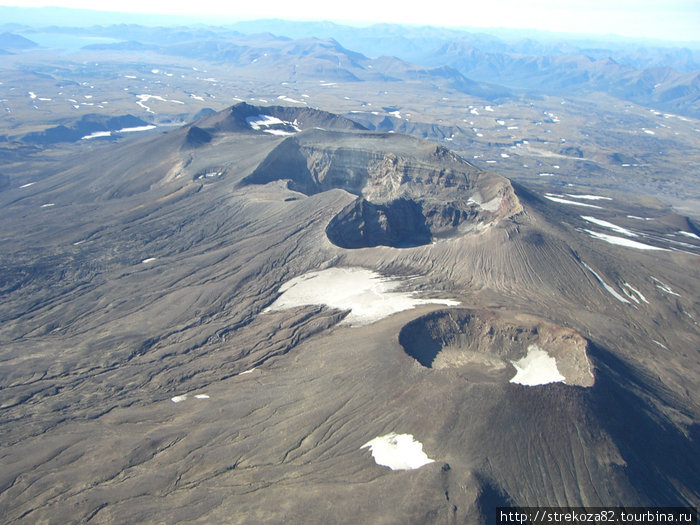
[0,16,698,524]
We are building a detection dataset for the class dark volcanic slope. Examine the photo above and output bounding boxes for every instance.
[0,104,697,523]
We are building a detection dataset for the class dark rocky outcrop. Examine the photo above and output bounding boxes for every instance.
[182,125,212,149]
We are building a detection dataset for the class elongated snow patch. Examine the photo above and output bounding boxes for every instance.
[361,433,435,470]
[510,345,565,386]
[584,230,669,251]
[581,216,637,237]
[265,267,459,326]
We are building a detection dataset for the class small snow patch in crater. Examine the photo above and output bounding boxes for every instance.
[509,345,565,386]
[361,433,435,470]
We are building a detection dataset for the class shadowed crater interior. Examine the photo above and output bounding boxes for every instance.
[399,308,594,386]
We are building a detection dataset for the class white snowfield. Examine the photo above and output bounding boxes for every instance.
[567,194,612,201]
[584,230,669,251]
[544,194,602,209]
[678,231,700,241]
[136,94,184,113]
[246,114,301,135]
[171,394,209,403]
[265,267,459,327]
[118,125,157,133]
[81,131,112,140]
[361,433,435,470]
[581,216,637,237]
[509,345,566,386]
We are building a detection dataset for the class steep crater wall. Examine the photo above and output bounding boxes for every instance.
[399,308,594,387]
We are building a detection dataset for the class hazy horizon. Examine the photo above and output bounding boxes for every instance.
[1,1,698,44]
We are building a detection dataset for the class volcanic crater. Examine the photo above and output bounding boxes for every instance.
[241,128,521,248]
[398,308,595,387]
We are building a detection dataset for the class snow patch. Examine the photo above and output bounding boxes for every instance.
[651,277,680,297]
[544,194,602,209]
[678,231,700,241]
[246,114,301,135]
[567,194,612,201]
[19,182,35,188]
[141,257,157,264]
[136,94,182,113]
[117,125,156,133]
[581,216,637,237]
[622,282,649,304]
[361,433,435,470]
[171,395,187,403]
[265,267,459,327]
[277,95,305,104]
[584,230,669,251]
[509,345,565,386]
[581,262,630,304]
[81,131,112,140]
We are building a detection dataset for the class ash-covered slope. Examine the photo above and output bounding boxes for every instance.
[0,104,697,523]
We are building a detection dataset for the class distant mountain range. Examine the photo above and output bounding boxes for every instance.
[2,13,698,118]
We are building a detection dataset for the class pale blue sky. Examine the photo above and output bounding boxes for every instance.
[2,0,698,42]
